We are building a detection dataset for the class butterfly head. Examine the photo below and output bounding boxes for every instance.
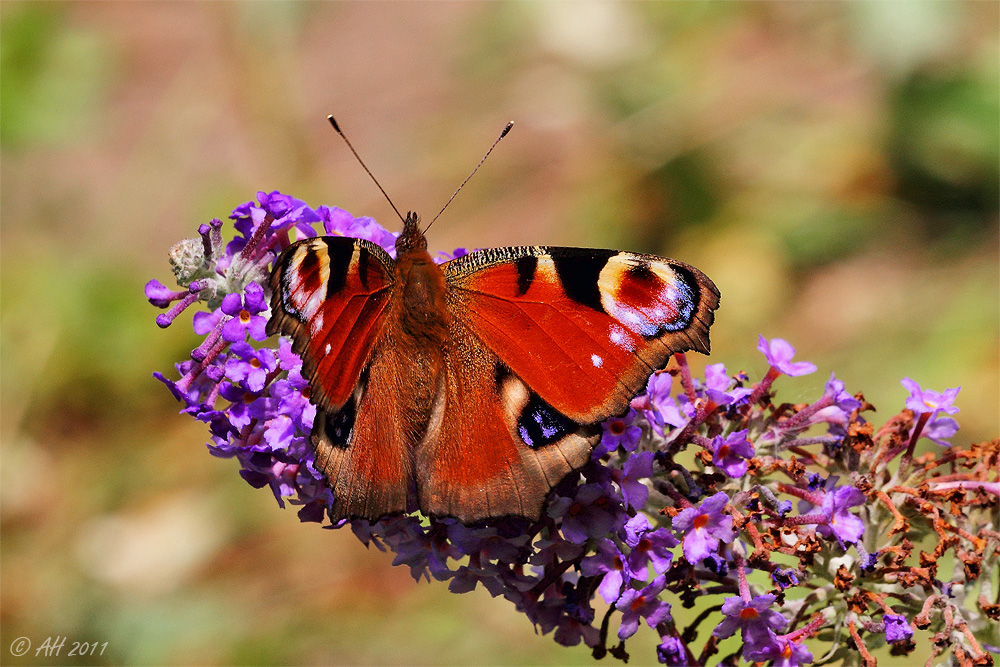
[395,211,428,256]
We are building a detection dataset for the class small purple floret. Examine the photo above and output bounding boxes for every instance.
[710,429,755,478]
[618,451,655,509]
[901,378,960,418]
[581,539,631,604]
[615,575,671,640]
[673,492,735,564]
[220,281,268,342]
[818,485,866,545]
[884,614,914,643]
[746,635,813,666]
[596,408,643,456]
[657,635,688,666]
[758,335,817,377]
[623,513,678,577]
[713,593,788,649]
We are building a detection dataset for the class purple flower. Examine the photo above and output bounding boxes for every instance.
[818,485,866,545]
[257,190,320,236]
[224,342,276,392]
[381,516,455,583]
[261,413,300,453]
[758,336,817,377]
[552,617,600,648]
[436,247,471,263]
[901,378,960,418]
[642,372,674,414]
[549,482,626,544]
[710,430,755,478]
[713,593,788,648]
[596,408,643,456]
[746,635,813,666]
[225,193,317,259]
[256,190,312,220]
[656,635,688,666]
[145,278,187,307]
[317,205,355,235]
[219,381,270,430]
[193,308,224,336]
[220,282,268,342]
[923,416,959,446]
[659,396,692,430]
[319,206,397,254]
[623,514,678,576]
[581,540,631,604]
[615,575,671,640]
[809,373,863,434]
[673,491,735,564]
[703,363,752,405]
[884,614,914,643]
[269,370,315,433]
[635,372,673,436]
[824,373,862,413]
[618,451,654,510]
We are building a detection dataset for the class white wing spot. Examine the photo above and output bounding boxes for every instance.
[324,343,332,355]
[609,326,635,352]
[591,354,603,368]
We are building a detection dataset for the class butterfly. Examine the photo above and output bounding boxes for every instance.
[266,209,720,524]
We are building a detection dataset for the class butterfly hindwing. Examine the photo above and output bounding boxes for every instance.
[312,341,414,520]
[415,316,598,522]
[443,246,720,425]
[267,236,395,413]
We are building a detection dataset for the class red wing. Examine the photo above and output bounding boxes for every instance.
[443,247,720,424]
[415,317,597,522]
[267,236,395,413]
[311,338,413,521]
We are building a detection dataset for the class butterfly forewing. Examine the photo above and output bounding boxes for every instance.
[267,236,396,412]
[443,246,720,424]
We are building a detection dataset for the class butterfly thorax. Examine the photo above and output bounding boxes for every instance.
[393,213,451,344]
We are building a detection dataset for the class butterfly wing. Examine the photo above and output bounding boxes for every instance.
[268,236,412,519]
[443,246,720,424]
[413,246,719,522]
[310,332,416,520]
[267,236,395,413]
[415,315,599,522]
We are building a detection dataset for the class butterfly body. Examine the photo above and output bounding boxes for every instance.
[267,212,719,524]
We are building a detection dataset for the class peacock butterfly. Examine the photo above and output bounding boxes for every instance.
[266,122,720,524]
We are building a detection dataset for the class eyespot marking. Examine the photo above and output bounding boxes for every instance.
[324,401,355,448]
[517,392,579,449]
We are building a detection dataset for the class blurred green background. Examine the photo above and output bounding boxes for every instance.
[1,2,997,665]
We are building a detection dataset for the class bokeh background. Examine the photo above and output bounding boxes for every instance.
[2,2,997,665]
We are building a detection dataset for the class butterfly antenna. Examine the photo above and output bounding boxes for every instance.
[424,121,514,233]
[327,115,406,225]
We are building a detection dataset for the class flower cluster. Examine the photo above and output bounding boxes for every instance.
[149,193,999,665]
